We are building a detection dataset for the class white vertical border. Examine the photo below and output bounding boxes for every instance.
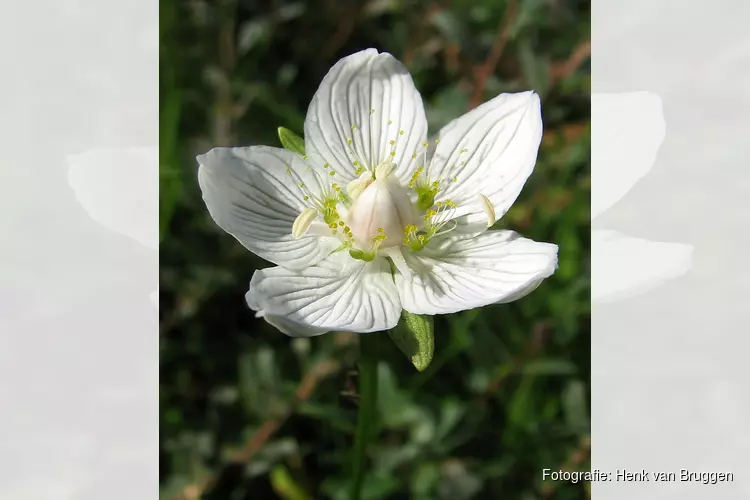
[0,1,158,499]
[592,0,750,498]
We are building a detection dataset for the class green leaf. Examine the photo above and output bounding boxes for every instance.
[270,464,311,500]
[278,126,305,155]
[388,311,434,372]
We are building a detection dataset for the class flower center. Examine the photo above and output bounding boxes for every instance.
[290,155,464,262]
[288,128,486,263]
[346,162,417,251]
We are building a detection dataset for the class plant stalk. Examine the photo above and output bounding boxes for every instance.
[350,333,380,500]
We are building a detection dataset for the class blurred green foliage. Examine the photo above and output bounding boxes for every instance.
[160,0,590,499]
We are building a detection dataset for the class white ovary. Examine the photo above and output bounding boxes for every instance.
[345,173,418,249]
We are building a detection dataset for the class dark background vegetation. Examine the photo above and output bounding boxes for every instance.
[160,0,590,498]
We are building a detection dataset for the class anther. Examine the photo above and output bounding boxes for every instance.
[479,193,496,227]
[292,208,318,239]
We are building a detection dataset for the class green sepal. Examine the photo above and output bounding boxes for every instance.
[278,127,305,155]
[388,310,434,371]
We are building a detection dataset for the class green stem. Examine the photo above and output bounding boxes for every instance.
[350,333,380,500]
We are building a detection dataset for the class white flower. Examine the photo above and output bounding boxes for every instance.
[198,49,558,336]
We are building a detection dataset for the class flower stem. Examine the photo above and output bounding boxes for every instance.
[350,333,380,500]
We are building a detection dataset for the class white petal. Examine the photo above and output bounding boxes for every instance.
[67,147,158,250]
[304,49,427,184]
[247,252,401,334]
[592,230,693,303]
[260,312,330,337]
[426,91,542,225]
[246,290,329,337]
[198,146,338,270]
[592,92,666,218]
[263,315,329,337]
[382,246,411,279]
[396,230,558,315]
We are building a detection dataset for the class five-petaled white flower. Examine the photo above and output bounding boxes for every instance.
[198,49,558,336]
